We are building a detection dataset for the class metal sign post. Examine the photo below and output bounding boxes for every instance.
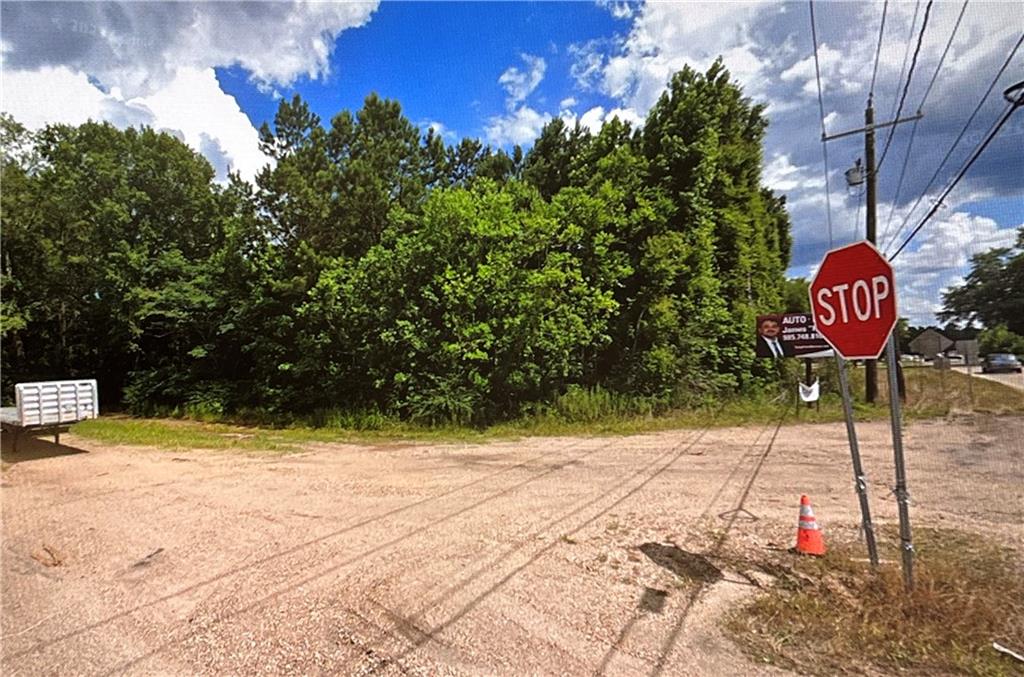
[886,333,914,590]
[836,356,879,566]
[810,241,913,586]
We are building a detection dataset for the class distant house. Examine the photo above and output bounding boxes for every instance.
[909,328,953,359]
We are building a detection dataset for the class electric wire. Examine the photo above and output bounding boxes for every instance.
[878,0,931,171]
[918,0,969,108]
[879,0,969,246]
[870,0,889,98]
[809,0,834,248]
[882,32,1023,253]
[889,95,1022,260]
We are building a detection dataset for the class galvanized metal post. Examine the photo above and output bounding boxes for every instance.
[837,356,879,566]
[886,334,914,589]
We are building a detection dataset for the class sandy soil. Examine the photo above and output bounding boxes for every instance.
[3,414,1023,676]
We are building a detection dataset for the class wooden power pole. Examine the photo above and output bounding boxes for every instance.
[823,98,922,404]
[864,99,879,403]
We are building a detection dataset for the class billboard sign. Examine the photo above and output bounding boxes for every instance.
[756,313,833,359]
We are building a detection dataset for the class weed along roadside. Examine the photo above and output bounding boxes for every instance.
[726,528,1024,675]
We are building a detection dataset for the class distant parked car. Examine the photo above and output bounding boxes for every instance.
[945,353,965,366]
[981,353,1023,374]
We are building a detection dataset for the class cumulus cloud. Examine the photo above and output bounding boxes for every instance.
[561,104,644,135]
[485,105,548,146]
[1,1,379,181]
[892,212,1020,324]
[596,0,636,21]
[1,1,379,97]
[569,39,609,92]
[3,64,267,181]
[498,53,547,108]
[763,154,826,193]
[486,53,552,146]
[421,120,457,141]
[585,2,771,113]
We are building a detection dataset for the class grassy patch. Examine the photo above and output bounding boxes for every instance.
[727,528,1024,675]
[70,418,301,453]
[70,415,494,451]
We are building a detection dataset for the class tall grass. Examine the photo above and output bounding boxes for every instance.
[71,366,1024,449]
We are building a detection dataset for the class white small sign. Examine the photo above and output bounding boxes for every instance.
[799,380,820,402]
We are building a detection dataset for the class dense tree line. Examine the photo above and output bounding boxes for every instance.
[1,62,794,423]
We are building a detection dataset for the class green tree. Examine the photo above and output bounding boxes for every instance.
[940,227,1024,335]
[782,278,810,313]
[1,119,229,403]
[978,324,1024,356]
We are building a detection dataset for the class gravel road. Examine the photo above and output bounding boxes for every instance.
[3,414,1022,675]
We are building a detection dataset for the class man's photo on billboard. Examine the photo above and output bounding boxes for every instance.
[756,315,794,358]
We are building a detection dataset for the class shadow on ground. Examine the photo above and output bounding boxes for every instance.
[639,543,723,583]
[1,431,88,464]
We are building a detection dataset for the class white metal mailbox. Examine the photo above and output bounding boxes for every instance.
[1,380,99,451]
[14,380,100,426]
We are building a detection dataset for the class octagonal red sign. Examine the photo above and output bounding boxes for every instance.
[808,241,897,360]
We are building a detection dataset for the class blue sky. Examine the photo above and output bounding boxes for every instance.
[3,1,1022,325]
[218,2,627,140]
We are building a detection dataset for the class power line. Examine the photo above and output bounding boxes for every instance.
[809,0,834,248]
[870,0,889,98]
[879,0,967,246]
[889,95,1022,260]
[878,0,931,171]
[918,0,969,108]
[883,32,1024,253]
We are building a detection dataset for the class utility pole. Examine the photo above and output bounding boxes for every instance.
[824,101,922,403]
[864,99,879,403]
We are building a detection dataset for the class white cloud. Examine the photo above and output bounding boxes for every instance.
[498,54,547,108]
[579,106,606,133]
[559,97,578,111]
[605,107,644,129]
[130,67,267,181]
[561,104,645,135]
[0,2,379,182]
[485,105,549,146]
[594,2,771,114]
[422,120,456,141]
[597,0,636,21]
[891,212,1019,324]
[778,43,868,98]
[2,2,379,97]
[3,65,266,182]
[568,40,609,92]
[3,65,127,128]
[764,154,826,193]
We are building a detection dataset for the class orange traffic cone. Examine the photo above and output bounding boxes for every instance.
[795,495,826,556]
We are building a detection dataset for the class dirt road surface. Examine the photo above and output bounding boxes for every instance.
[3,415,1023,676]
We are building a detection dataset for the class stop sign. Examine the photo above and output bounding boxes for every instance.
[809,241,897,360]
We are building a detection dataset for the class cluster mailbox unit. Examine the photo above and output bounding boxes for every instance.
[0,380,99,451]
